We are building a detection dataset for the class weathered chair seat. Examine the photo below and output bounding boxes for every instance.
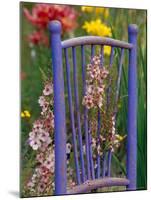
[67,177,129,194]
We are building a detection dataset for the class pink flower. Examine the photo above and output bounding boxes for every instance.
[44,112,54,132]
[82,95,94,109]
[33,120,43,130]
[44,155,54,170]
[36,153,45,163]
[36,165,49,177]
[39,130,50,142]
[27,181,35,188]
[37,182,46,193]
[39,142,50,152]
[41,174,50,184]
[41,102,49,114]
[43,83,53,96]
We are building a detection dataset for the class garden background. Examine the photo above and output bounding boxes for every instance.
[20,2,147,197]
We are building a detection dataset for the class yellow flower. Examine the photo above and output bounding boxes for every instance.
[116,134,126,141]
[95,8,109,18]
[104,46,111,56]
[81,6,109,18]
[21,110,31,118]
[104,9,109,18]
[82,19,112,37]
[21,112,25,118]
[81,6,93,12]
[24,110,31,118]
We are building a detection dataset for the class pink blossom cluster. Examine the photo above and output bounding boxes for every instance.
[82,55,109,109]
[82,55,124,157]
[27,147,55,195]
[26,80,75,196]
[28,82,54,151]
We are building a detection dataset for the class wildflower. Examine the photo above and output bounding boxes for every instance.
[82,55,109,110]
[81,6,109,18]
[95,8,109,18]
[66,143,72,154]
[43,112,54,132]
[37,182,46,193]
[33,120,43,130]
[43,82,53,96]
[28,31,48,46]
[39,130,50,142]
[38,96,46,107]
[44,156,54,170]
[29,138,41,150]
[26,79,77,195]
[27,181,35,188]
[104,45,111,56]
[24,4,78,31]
[36,153,45,163]
[82,95,94,109]
[21,110,31,118]
[21,112,25,118]
[115,134,126,141]
[41,102,49,114]
[98,96,103,108]
[82,19,112,37]
[81,6,93,12]
[91,138,97,149]
[24,110,31,117]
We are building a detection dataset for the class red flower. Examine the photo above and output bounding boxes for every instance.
[28,30,49,46]
[24,4,78,32]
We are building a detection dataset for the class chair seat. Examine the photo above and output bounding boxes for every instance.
[67,177,130,194]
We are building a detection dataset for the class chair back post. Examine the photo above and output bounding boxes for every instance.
[127,24,138,190]
[49,20,67,195]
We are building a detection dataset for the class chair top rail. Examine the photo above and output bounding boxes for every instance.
[67,177,129,194]
[61,36,133,49]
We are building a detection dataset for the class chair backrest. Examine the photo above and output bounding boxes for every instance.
[49,20,138,195]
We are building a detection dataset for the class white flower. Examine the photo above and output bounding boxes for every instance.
[98,96,103,108]
[38,96,46,107]
[29,138,41,150]
[91,138,97,148]
[66,143,72,154]
[86,85,93,94]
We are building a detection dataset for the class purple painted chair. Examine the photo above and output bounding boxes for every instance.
[49,20,138,195]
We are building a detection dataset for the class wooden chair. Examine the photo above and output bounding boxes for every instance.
[48,20,138,195]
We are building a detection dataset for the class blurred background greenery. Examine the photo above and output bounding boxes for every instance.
[21,2,147,194]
